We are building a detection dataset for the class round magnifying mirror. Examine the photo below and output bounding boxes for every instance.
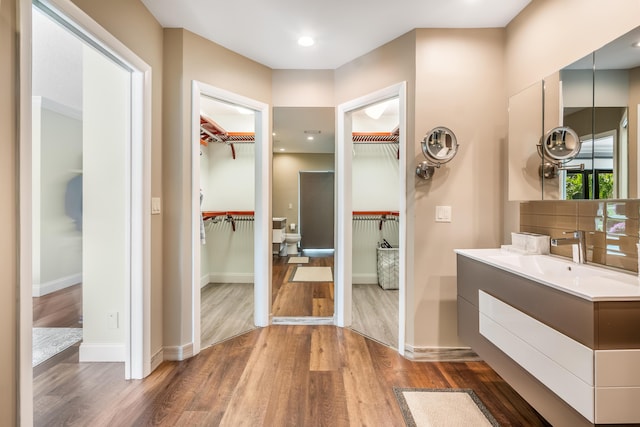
[542,126,581,161]
[421,126,458,164]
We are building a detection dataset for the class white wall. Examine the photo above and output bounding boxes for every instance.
[352,143,400,283]
[32,7,83,113]
[32,98,83,296]
[200,142,255,284]
[80,44,129,362]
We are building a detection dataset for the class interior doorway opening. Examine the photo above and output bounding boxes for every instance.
[20,0,153,423]
[190,81,270,355]
[336,83,407,355]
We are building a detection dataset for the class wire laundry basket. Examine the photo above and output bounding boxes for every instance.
[377,246,399,290]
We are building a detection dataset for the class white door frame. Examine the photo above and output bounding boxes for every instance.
[190,81,270,354]
[19,0,152,422]
[335,82,407,355]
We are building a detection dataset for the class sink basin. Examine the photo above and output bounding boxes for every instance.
[455,248,640,301]
[486,253,602,278]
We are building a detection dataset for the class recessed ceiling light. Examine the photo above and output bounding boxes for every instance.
[307,136,314,141]
[365,101,388,120]
[633,41,640,48]
[298,36,315,47]
[279,148,285,152]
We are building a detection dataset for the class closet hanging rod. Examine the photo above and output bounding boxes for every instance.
[352,211,399,230]
[202,210,255,231]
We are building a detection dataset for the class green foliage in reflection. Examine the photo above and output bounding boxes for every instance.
[598,173,614,199]
[565,174,585,199]
[565,172,614,199]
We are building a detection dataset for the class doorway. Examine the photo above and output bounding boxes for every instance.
[336,83,407,355]
[271,107,336,321]
[20,0,152,423]
[191,81,270,354]
[198,95,257,347]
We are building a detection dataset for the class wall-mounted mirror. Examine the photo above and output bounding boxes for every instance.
[416,126,459,179]
[509,25,640,201]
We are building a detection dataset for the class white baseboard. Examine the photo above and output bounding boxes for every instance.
[150,348,164,372]
[200,274,210,288]
[79,342,125,362]
[207,273,254,284]
[33,272,82,297]
[163,342,194,361]
[352,273,378,285]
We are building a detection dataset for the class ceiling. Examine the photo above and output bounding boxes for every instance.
[141,0,531,70]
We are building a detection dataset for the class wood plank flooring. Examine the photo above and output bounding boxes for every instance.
[33,284,82,328]
[33,325,551,426]
[272,253,334,317]
[200,282,255,347]
[351,283,398,348]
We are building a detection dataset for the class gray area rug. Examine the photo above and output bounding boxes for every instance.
[33,327,83,367]
[394,387,500,427]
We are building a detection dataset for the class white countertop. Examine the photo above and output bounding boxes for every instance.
[455,248,640,302]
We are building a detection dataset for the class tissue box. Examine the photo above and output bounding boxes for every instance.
[511,232,550,255]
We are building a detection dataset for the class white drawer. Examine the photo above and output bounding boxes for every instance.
[479,291,594,422]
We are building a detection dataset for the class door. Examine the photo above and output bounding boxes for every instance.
[299,171,334,250]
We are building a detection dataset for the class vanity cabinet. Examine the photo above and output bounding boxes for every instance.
[457,254,640,426]
[272,218,286,255]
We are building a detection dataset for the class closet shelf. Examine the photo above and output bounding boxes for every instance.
[200,115,255,159]
[202,211,254,232]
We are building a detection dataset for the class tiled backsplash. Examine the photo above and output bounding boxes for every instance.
[520,200,640,273]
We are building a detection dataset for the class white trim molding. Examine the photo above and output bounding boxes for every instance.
[336,82,408,357]
[79,343,126,362]
[191,81,271,358]
[32,273,82,297]
[163,343,195,361]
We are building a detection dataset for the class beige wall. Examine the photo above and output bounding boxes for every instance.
[272,69,334,107]
[506,0,640,97]
[0,0,16,423]
[273,153,335,227]
[162,28,271,349]
[411,29,507,347]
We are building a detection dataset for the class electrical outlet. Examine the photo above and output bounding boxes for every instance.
[107,311,119,329]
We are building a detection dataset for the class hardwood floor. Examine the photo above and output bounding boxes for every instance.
[351,284,398,348]
[272,252,334,317]
[32,264,551,425]
[33,284,83,328]
[201,282,255,347]
[33,325,550,426]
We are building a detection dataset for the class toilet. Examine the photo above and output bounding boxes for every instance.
[285,223,301,255]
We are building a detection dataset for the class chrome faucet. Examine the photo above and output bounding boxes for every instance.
[550,230,587,264]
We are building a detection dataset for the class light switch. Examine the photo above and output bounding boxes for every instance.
[151,197,161,215]
[435,205,452,222]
